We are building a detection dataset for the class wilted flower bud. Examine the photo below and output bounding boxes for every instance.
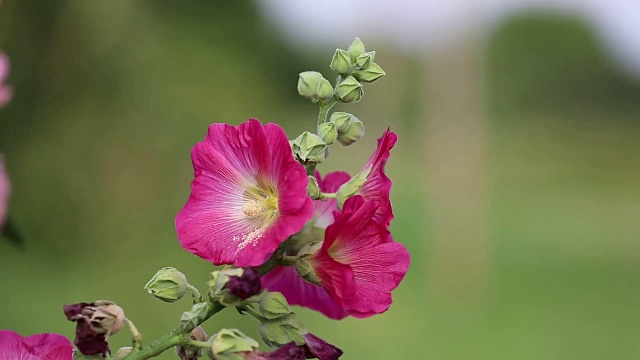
[336,117,364,146]
[307,176,321,199]
[297,71,333,103]
[207,329,259,360]
[291,132,327,164]
[347,38,365,61]
[259,292,293,320]
[329,49,352,75]
[355,51,375,68]
[209,267,263,307]
[144,267,188,303]
[63,301,126,356]
[114,347,132,359]
[176,326,209,360]
[302,333,343,360]
[180,302,210,333]
[336,76,363,103]
[317,122,338,146]
[354,62,385,83]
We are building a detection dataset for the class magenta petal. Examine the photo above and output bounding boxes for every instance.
[0,52,9,83]
[0,330,73,360]
[359,129,397,227]
[313,171,350,229]
[314,196,410,318]
[176,119,313,267]
[261,266,348,320]
[0,155,10,228]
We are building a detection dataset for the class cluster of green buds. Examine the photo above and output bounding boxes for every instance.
[294,38,384,177]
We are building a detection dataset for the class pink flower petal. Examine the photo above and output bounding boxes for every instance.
[313,196,410,318]
[261,266,348,320]
[359,129,397,227]
[0,52,9,83]
[313,171,350,229]
[0,330,73,360]
[176,119,313,267]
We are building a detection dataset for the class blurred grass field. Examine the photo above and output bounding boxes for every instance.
[0,2,638,359]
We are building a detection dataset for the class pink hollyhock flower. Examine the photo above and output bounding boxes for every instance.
[176,119,314,267]
[261,171,350,319]
[0,51,13,108]
[310,195,409,318]
[356,129,397,227]
[0,330,73,360]
[0,155,10,229]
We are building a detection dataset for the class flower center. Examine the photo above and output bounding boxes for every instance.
[242,186,279,224]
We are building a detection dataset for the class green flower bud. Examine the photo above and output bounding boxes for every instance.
[337,76,363,103]
[329,112,353,133]
[295,259,322,285]
[354,62,385,83]
[317,122,338,145]
[336,169,370,209]
[259,292,293,320]
[307,176,321,199]
[330,49,352,75]
[208,267,262,307]
[347,37,365,61]
[337,117,365,146]
[356,51,375,68]
[208,329,259,360]
[180,302,209,333]
[144,267,188,303]
[291,132,327,164]
[297,71,333,103]
[113,347,132,360]
[259,314,307,348]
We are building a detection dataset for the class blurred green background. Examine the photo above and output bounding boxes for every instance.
[1,2,639,359]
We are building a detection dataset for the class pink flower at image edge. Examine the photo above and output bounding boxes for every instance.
[0,330,73,360]
[176,119,314,267]
[0,155,10,228]
[0,51,13,108]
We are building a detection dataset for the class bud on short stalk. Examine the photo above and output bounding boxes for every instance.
[347,38,366,61]
[144,267,189,303]
[330,49,352,75]
[336,76,363,103]
[354,62,385,83]
[297,71,334,104]
[207,329,259,360]
[291,132,327,164]
[317,122,338,145]
[356,51,375,68]
[329,112,365,146]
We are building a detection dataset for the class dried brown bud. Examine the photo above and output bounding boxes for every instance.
[63,300,126,356]
[176,326,209,360]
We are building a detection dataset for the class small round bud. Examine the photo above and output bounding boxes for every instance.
[114,347,132,359]
[330,49,352,75]
[347,37,366,61]
[317,122,338,145]
[329,112,353,133]
[356,51,375,68]
[208,329,259,360]
[144,267,188,303]
[337,117,364,146]
[307,176,321,199]
[259,292,294,320]
[291,132,327,164]
[336,76,363,103]
[297,71,333,103]
[354,62,386,83]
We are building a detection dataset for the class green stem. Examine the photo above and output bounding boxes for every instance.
[240,306,268,322]
[319,192,337,199]
[186,284,203,303]
[123,302,225,360]
[316,98,337,127]
[125,318,143,351]
[186,340,212,349]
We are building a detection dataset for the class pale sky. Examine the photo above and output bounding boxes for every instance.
[258,0,640,77]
